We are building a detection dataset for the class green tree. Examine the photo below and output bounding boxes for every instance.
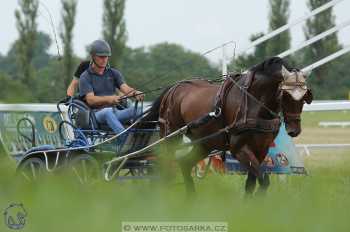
[14,0,39,87]
[60,0,77,89]
[229,0,291,72]
[228,33,269,72]
[102,0,127,68]
[35,59,66,102]
[266,0,291,56]
[120,43,219,100]
[0,32,51,79]
[304,0,341,99]
[0,44,18,78]
[32,32,52,69]
[0,31,57,103]
[0,72,35,103]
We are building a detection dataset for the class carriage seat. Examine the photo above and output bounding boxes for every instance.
[69,98,117,132]
[68,97,140,134]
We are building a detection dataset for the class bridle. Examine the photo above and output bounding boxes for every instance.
[283,111,301,124]
[227,72,281,120]
[229,68,308,125]
[278,69,309,124]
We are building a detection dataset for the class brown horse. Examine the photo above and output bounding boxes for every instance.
[144,57,313,195]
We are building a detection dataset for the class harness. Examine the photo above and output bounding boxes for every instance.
[159,80,202,135]
[159,74,282,147]
[212,72,281,147]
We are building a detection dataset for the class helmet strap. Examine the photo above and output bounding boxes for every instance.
[91,56,106,69]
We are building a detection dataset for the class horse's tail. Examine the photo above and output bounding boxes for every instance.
[139,86,172,128]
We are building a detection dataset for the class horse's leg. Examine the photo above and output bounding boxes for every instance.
[158,137,180,184]
[178,145,205,196]
[245,171,257,196]
[257,172,270,195]
[234,145,262,196]
[179,160,196,195]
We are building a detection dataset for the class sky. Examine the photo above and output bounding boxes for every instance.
[1,0,349,64]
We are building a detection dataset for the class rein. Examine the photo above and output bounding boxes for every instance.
[283,112,301,122]
[118,77,224,101]
[223,73,281,119]
[213,72,283,143]
[119,86,167,100]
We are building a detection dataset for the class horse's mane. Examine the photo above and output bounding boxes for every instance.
[249,57,292,76]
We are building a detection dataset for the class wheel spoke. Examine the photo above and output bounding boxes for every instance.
[124,170,131,176]
[72,167,84,184]
[21,172,31,182]
[82,160,88,183]
[30,163,37,179]
[70,155,99,184]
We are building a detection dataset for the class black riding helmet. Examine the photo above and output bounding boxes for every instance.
[89,39,111,57]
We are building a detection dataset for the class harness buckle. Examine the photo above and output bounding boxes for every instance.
[209,107,222,118]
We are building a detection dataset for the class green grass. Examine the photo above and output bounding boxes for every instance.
[1,149,350,232]
[0,110,349,232]
[294,110,350,144]
[301,110,350,127]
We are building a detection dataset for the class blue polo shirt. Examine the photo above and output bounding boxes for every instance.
[79,65,125,98]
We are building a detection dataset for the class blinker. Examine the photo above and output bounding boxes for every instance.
[281,66,308,101]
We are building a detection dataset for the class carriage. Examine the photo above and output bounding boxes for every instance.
[14,98,159,183]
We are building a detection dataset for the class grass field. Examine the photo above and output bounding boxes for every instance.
[295,110,350,144]
[0,111,349,232]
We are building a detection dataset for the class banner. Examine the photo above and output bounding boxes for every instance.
[0,108,64,159]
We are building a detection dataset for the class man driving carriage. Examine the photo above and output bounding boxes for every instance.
[79,39,144,135]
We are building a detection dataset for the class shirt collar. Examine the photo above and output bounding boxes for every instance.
[87,64,110,75]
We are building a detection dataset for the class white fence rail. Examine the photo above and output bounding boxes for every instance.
[279,19,350,58]
[297,144,350,156]
[0,101,348,113]
[303,100,350,111]
[319,121,350,128]
[236,0,344,55]
[0,104,63,112]
[302,44,350,72]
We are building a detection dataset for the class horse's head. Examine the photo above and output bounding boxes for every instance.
[249,57,312,137]
[279,66,313,137]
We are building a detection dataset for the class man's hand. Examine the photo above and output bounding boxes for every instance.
[109,95,121,105]
[133,90,145,101]
[85,92,121,108]
[63,95,73,103]
[120,84,145,101]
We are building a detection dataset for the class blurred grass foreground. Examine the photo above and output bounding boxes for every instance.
[1,148,350,232]
[0,111,349,231]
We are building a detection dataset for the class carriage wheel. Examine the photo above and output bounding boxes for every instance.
[129,159,156,177]
[17,157,46,181]
[130,167,148,176]
[69,154,100,184]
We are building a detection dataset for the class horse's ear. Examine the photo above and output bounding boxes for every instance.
[281,66,290,79]
[304,89,313,104]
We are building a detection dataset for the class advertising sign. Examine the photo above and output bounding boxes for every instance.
[0,104,65,159]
